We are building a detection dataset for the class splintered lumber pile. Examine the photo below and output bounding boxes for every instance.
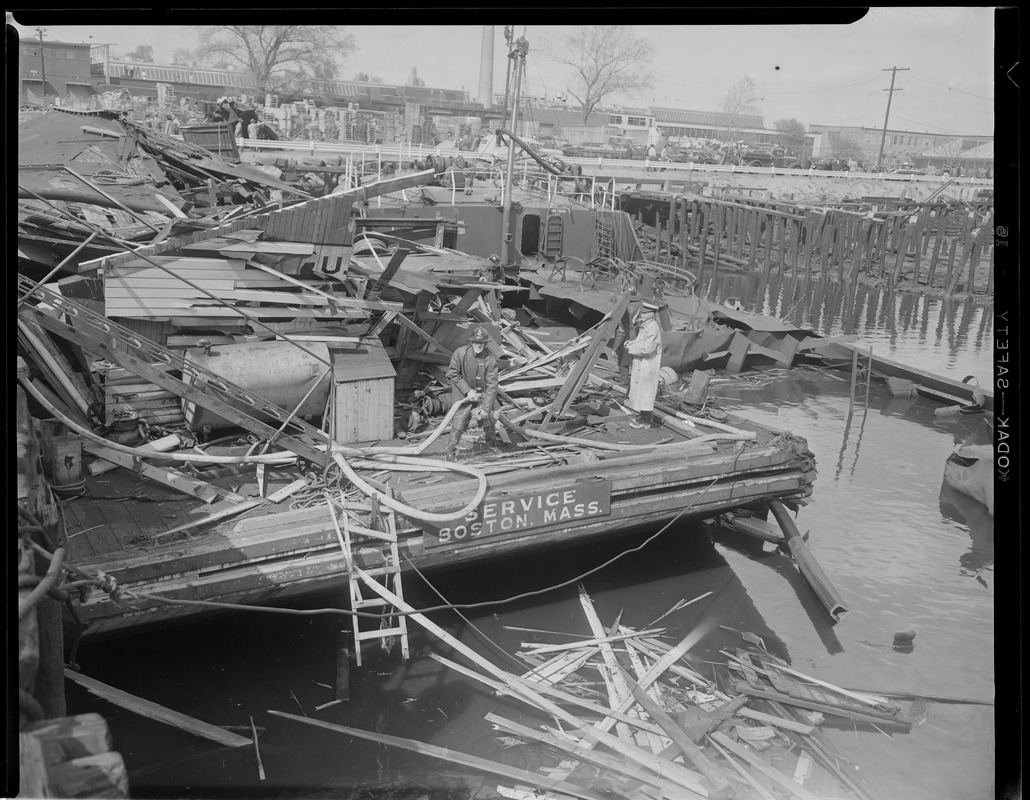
[271,580,887,800]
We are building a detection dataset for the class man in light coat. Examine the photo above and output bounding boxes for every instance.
[445,326,499,455]
[626,303,663,428]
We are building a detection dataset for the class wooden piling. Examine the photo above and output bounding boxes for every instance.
[778,213,788,274]
[968,214,992,294]
[949,213,976,294]
[678,200,688,272]
[712,203,724,284]
[763,212,775,277]
[747,208,760,271]
[820,217,835,279]
[911,206,930,282]
[799,213,812,281]
[737,208,748,261]
[697,204,708,283]
[927,210,947,287]
[987,229,995,295]
[942,238,959,295]
[891,226,909,284]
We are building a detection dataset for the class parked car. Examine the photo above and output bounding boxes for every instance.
[607,136,643,158]
[535,134,566,151]
[891,162,921,175]
[666,148,720,164]
[562,141,624,159]
[809,157,846,171]
[739,147,803,169]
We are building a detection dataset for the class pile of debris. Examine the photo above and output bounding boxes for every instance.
[273,586,913,800]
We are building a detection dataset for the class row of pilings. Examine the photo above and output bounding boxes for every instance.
[626,193,994,296]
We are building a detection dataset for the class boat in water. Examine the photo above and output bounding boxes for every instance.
[943,443,994,516]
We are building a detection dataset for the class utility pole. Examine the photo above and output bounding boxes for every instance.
[876,66,909,172]
[36,27,47,105]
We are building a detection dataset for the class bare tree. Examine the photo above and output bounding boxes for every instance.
[353,71,384,83]
[546,25,653,123]
[170,48,196,67]
[407,66,426,87]
[195,26,355,96]
[828,136,865,163]
[721,74,760,141]
[124,44,154,63]
[773,118,807,149]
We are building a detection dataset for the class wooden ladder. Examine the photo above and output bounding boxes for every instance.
[541,214,564,259]
[847,344,874,422]
[328,493,409,667]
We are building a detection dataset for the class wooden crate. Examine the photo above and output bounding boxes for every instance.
[330,340,395,445]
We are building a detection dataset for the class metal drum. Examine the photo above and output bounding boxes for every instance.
[183,341,331,433]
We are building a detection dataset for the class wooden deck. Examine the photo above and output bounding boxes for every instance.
[62,410,815,639]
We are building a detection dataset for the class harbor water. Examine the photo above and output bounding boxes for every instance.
[67,280,996,800]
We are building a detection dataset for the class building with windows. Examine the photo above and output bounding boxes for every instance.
[807,124,992,167]
[17,38,94,105]
[94,59,472,114]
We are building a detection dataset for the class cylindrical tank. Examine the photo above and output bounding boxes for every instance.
[183,342,331,433]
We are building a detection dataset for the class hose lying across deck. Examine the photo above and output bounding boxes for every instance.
[21,376,488,523]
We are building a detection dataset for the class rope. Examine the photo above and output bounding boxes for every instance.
[18,546,66,621]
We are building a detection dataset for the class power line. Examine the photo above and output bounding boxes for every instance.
[889,114,990,136]
[908,70,993,102]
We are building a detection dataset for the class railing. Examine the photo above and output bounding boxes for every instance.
[236,137,992,186]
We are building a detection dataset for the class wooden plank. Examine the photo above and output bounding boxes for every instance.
[354,575,710,797]
[736,707,815,734]
[707,735,779,800]
[268,711,610,800]
[578,587,638,745]
[547,292,631,421]
[18,320,97,416]
[82,442,222,504]
[486,714,690,799]
[616,665,734,796]
[65,670,250,748]
[710,731,821,800]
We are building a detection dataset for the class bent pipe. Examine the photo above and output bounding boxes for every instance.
[494,129,567,176]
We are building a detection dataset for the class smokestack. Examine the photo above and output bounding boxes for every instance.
[478,25,494,108]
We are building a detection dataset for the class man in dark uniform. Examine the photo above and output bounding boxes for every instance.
[445,326,499,456]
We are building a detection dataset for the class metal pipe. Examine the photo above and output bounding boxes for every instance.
[500,37,528,264]
[18,233,98,306]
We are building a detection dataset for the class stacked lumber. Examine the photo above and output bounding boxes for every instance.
[103,366,185,428]
[104,254,370,322]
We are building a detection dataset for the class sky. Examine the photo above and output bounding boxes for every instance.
[8,11,996,136]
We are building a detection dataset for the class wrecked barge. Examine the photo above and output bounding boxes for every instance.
[16,124,819,642]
